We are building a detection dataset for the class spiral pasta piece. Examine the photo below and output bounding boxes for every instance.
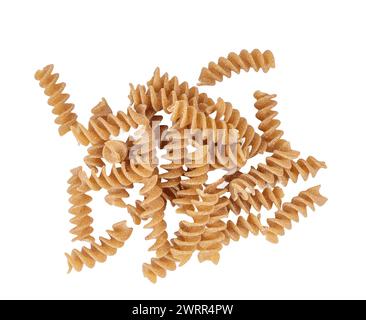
[141,166,178,283]
[169,100,250,169]
[253,90,291,152]
[202,98,267,158]
[159,128,187,189]
[230,186,284,214]
[197,220,226,265]
[142,253,177,284]
[71,98,150,146]
[224,214,265,244]
[170,100,236,142]
[65,221,133,272]
[196,189,230,264]
[229,149,300,198]
[171,190,219,265]
[129,68,214,119]
[275,156,327,186]
[264,185,328,243]
[84,144,105,168]
[198,49,275,86]
[139,175,171,258]
[67,167,94,243]
[173,146,211,214]
[82,99,118,167]
[35,64,78,136]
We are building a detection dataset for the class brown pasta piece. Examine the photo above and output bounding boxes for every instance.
[129,68,214,119]
[65,221,132,272]
[201,98,267,158]
[102,140,128,164]
[229,186,284,214]
[159,128,187,190]
[196,190,230,264]
[70,101,150,146]
[264,185,328,244]
[169,100,250,170]
[198,49,275,86]
[139,175,171,259]
[275,156,327,186]
[224,214,265,245]
[35,64,78,135]
[171,190,219,265]
[173,146,210,214]
[253,90,292,152]
[142,253,177,284]
[228,149,300,196]
[67,167,94,243]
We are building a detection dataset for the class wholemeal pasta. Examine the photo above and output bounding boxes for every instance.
[196,190,230,264]
[35,64,78,135]
[229,186,284,214]
[71,102,149,146]
[253,90,292,152]
[264,185,328,243]
[198,49,275,86]
[66,221,132,272]
[139,174,171,258]
[171,190,219,265]
[67,167,94,243]
[224,214,265,244]
[129,67,214,118]
[200,98,267,158]
[36,48,327,283]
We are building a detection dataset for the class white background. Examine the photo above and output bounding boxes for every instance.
[0,0,365,300]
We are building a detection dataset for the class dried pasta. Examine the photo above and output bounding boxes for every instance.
[224,214,265,244]
[35,64,78,136]
[66,221,132,272]
[71,101,149,146]
[200,98,267,158]
[36,48,327,283]
[171,190,219,265]
[229,186,284,214]
[198,49,275,86]
[67,167,94,243]
[264,186,328,244]
[253,90,292,152]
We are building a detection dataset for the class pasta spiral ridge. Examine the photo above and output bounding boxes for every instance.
[224,214,265,244]
[80,162,145,191]
[173,146,211,213]
[275,156,327,186]
[142,253,177,284]
[84,144,105,168]
[198,49,275,86]
[65,221,133,272]
[196,189,230,264]
[35,64,78,136]
[159,129,187,189]
[253,91,291,152]
[71,98,150,146]
[129,68,214,118]
[202,98,267,158]
[230,186,284,214]
[171,190,219,265]
[264,185,328,243]
[67,167,94,243]
[139,175,171,258]
[170,100,250,169]
[83,99,113,168]
[229,149,300,197]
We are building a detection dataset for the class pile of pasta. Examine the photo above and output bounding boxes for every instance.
[35,49,327,283]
